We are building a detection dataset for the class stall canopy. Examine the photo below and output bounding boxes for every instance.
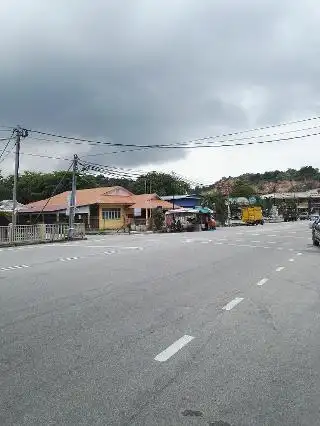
[194,206,213,214]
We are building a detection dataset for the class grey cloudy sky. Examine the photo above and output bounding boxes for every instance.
[0,0,319,183]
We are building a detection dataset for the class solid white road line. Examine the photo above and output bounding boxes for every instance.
[257,278,269,286]
[154,335,195,362]
[276,266,285,272]
[222,297,244,311]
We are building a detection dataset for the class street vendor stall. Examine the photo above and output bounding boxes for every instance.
[195,206,214,230]
[165,207,215,232]
[165,208,200,232]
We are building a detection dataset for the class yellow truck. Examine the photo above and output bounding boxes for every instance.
[241,206,264,225]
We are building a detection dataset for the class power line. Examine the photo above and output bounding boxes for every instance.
[0,132,14,163]
[34,161,74,222]
[20,152,72,161]
[27,122,320,152]
[71,123,320,158]
[0,146,15,165]
[26,114,320,149]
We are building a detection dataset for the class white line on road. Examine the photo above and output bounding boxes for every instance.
[104,250,116,255]
[276,266,285,272]
[154,335,195,362]
[268,234,277,237]
[0,264,29,271]
[252,240,260,243]
[257,278,269,286]
[277,247,284,250]
[222,297,244,311]
[289,258,295,262]
[297,252,302,256]
[289,248,294,251]
[60,257,79,261]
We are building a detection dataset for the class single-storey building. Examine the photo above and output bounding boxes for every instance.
[161,194,201,209]
[261,189,320,214]
[0,200,25,225]
[19,186,174,230]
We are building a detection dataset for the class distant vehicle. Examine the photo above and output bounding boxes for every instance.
[282,205,298,222]
[312,218,320,246]
[298,212,309,220]
[309,214,320,229]
[242,206,264,225]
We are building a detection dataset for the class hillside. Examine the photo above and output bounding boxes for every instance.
[206,166,320,195]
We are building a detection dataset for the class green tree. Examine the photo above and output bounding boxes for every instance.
[297,166,319,181]
[230,180,255,198]
[152,208,165,231]
[133,172,191,196]
[201,191,227,224]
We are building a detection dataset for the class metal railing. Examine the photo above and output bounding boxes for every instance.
[0,223,85,244]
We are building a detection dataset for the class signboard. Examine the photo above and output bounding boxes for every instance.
[134,208,142,217]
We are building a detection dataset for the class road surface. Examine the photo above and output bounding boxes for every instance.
[0,221,319,425]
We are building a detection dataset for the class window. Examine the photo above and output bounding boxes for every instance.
[102,208,121,220]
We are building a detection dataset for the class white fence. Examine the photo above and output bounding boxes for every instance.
[0,223,85,244]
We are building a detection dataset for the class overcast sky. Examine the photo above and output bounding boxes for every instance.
[0,0,320,184]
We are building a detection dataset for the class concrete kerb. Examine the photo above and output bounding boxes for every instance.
[0,236,87,248]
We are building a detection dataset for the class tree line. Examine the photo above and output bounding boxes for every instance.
[0,170,192,205]
[230,166,320,184]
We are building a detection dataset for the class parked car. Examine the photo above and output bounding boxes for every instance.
[312,218,320,246]
[309,214,320,229]
[298,212,309,220]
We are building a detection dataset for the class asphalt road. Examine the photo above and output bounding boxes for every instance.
[0,221,319,425]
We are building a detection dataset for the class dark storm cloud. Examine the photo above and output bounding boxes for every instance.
[0,0,319,171]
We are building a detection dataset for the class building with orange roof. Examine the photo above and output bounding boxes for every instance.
[20,186,174,230]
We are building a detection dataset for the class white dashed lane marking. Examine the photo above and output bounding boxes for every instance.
[276,266,285,272]
[222,297,244,311]
[154,335,195,362]
[297,252,302,256]
[60,257,79,262]
[289,258,295,262]
[0,264,29,271]
[104,250,116,255]
[257,278,269,286]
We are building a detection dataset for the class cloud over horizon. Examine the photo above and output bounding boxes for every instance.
[0,0,319,181]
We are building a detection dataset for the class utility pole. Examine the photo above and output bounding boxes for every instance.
[12,126,28,226]
[68,154,78,239]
